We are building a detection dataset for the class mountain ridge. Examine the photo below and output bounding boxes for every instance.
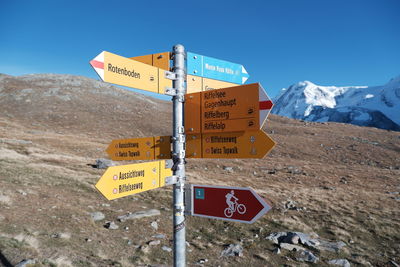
[272,76,400,131]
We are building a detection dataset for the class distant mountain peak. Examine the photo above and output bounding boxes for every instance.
[272,76,400,131]
[298,80,315,87]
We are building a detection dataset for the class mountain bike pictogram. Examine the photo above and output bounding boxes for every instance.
[224,190,246,217]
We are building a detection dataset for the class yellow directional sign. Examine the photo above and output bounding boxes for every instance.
[89,51,172,94]
[185,83,273,133]
[186,131,275,159]
[95,160,172,200]
[106,136,171,161]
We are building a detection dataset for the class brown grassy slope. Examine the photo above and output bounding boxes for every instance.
[0,73,171,139]
[0,73,399,266]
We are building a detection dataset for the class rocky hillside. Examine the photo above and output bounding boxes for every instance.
[0,73,172,139]
[0,73,399,266]
[272,76,400,131]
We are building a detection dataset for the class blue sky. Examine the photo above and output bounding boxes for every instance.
[1,0,399,99]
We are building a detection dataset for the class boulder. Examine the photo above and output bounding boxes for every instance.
[104,221,119,230]
[266,232,287,244]
[280,243,305,251]
[151,221,158,230]
[90,211,105,221]
[223,166,234,172]
[15,259,37,267]
[281,232,300,244]
[317,240,346,252]
[328,259,351,267]
[117,209,161,222]
[94,158,115,169]
[220,244,243,257]
[162,246,172,252]
[148,240,161,246]
[296,250,319,263]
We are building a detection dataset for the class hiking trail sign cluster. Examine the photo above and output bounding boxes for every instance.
[90,46,275,266]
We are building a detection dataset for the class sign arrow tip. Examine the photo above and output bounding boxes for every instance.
[241,65,248,75]
[89,51,105,81]
[258,84,273,127]
[241,66,249,84]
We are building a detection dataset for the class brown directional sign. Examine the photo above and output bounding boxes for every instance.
[106,136,171,161]
[185,83,273,134]
[186,130,275,159]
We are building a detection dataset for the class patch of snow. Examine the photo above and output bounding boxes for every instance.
[304,105,313,117]
[364,94,374,99]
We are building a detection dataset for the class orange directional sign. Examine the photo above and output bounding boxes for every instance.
[185,83,273,133]
[95,160,173,200]
[187,75,238,94]
[90,51,171,94]
[106,136,171,161]
[130,52,170,71]
[107,132,274,160]
[186,131,275,159]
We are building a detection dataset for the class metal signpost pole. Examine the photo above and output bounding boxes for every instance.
[171,44,186,267]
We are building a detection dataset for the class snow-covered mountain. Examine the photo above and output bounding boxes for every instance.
[272,76,400,131]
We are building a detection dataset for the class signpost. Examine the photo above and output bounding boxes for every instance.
[91,46,276,267]
[106,136,171,161]
[185,83,273,133]
[187,184,271,224]
[90,51,171,94]
[187,52,249,84]
[95,160,173,200]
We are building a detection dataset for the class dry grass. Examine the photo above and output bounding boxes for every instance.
[0,74,399,266]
